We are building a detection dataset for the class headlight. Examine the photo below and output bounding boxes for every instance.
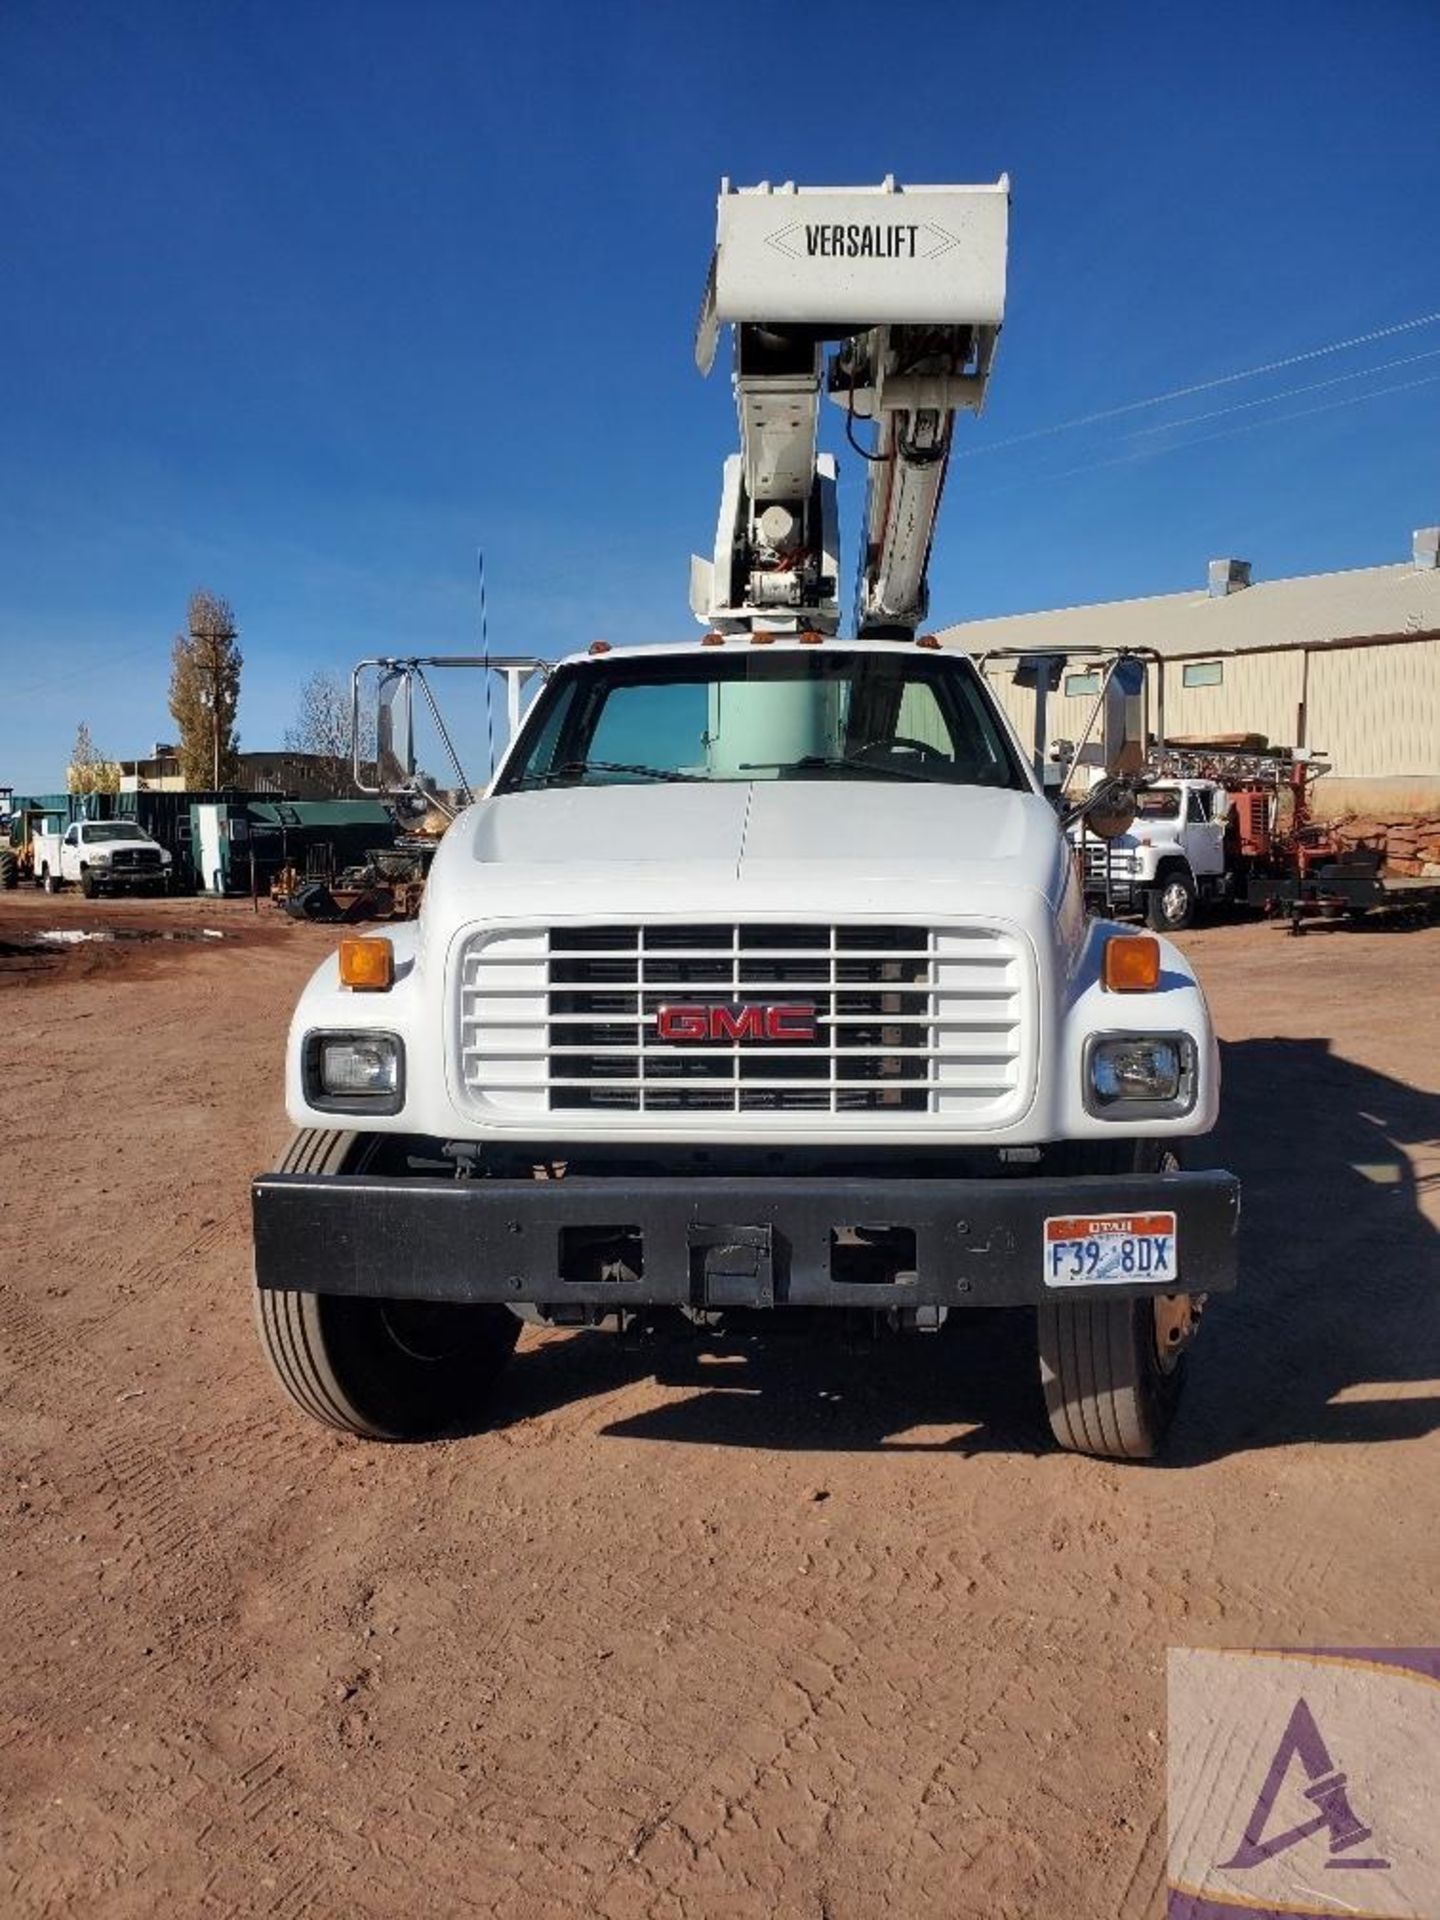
[89,851,112,866]
[321,1038,399,1094]
[303,1030,404,1113]
[1085,1033,1196,1117]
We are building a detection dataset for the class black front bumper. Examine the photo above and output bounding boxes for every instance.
[252,1167,1239,1311]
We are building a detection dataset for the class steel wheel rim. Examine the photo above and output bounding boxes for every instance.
[1152,1293,1194,1374]
[1162,881,1189,923]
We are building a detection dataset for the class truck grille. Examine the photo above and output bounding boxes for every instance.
[456,922,1030,1125]
[110,847,162,871]
[1082,844,1135,878]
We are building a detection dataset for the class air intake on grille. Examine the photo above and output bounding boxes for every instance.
[458,922,1028,1124]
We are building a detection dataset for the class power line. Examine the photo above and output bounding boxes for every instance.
[1115,344,1440,443]
[966,308,1440,458]
[8,641,156,706]
[978,368,1440,496]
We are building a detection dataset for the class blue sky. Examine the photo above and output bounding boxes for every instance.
[2,0,1437,794]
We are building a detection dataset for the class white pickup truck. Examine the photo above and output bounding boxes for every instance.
[1072,779,1232,931]
[32,819,174,897]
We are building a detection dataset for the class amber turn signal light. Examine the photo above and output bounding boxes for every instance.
[1102,934,1161,992]
[338,937,394,992]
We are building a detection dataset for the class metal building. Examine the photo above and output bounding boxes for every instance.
[940,526,1440,815]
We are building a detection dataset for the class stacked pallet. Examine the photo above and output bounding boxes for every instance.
[1334,813,1440,878]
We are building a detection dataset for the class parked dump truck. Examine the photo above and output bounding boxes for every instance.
[250,179,1240,1460]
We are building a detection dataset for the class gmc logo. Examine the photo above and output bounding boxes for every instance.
[656,1002,817,1045]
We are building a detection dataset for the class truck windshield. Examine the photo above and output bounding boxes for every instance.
[1134,791,1181,820]
[82,823,153,843]
[498,650,1026,792]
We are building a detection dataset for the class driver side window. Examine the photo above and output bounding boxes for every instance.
[1186,790,1210,825]
[895,682,954,760]
[63,825,79,846]
[588,680,709,775]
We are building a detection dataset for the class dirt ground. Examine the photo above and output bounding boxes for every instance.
[2,889,1437,1919]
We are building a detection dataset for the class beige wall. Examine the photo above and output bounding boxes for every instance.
[978,637,1440,784]
[980,666,1151,764]
[1305,638,1440,780]
[119,772,186,792]
[1161,649,1304,751]
[1312,775,1440,820]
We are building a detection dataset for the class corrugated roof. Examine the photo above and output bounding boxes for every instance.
[938,557,1440,659]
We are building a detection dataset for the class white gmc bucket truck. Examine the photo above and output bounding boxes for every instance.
[251,181,1239,1459]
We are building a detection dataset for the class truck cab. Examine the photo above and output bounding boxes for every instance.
[1074,778,1230,931]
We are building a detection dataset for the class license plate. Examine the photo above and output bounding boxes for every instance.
[1043,1212,1177,1288]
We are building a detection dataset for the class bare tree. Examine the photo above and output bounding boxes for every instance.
[284,670,365,797]
[170,590,242,788]
[68,721,121,795]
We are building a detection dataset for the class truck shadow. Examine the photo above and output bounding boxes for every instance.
[485,1036,1439,1460]
[1173,1035,1440,1462]
[492,1307,1050,1456]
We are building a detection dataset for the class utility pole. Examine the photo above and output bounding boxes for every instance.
[210,638,221,789]
[188,601,236,790]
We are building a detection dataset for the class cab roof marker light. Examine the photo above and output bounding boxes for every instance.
[588,639,612,655]
[916,633,942,650]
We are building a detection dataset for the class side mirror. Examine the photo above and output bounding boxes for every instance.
[1103,656,1147,776]
[374,669,415,791]
[353,665,416,796]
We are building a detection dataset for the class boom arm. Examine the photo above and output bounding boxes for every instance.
[692,177,1008,638]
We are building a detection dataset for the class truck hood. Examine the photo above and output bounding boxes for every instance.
[427,781,1070,921]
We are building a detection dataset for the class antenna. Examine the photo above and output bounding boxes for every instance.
[479,548,496,788]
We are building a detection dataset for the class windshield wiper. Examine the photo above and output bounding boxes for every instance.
[517,759,700,788]
[739,754,937,784]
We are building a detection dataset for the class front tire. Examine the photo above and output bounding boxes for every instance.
[1145,866,1197,932]
[1037,1146,1193,1460]
[80,869,97,898]
[254,1129,520,1440]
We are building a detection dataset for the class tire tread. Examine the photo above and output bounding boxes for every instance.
[1036,1143,1185,1461]
[253,1128,393,1439]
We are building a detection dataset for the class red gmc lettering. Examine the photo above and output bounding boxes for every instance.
[766,1005,817,1041]
[709,1004,765,1042]
[656,1004,818,1044]
[656,1006,710,1043]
